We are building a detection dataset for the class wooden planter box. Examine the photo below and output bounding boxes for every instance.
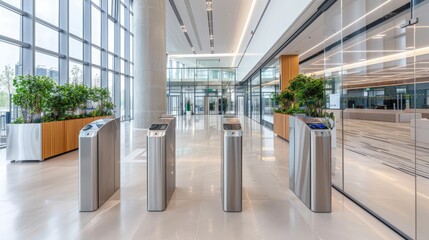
[7,116,109,161]
[273,112,290,141]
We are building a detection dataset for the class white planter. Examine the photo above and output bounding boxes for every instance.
[6,123,42,161]
[186,111,191,116]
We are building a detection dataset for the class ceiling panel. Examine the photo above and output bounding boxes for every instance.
[167,0,271,68]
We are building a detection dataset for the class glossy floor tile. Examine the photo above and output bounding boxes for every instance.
[0,115,402,240]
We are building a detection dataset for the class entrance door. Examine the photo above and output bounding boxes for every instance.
[208,97,220,115]
[194,96,205,115]
[168,95,181,115]
[237,96,244,115]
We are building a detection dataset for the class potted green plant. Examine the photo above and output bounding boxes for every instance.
[273,74,333,140]
[186,99,192,116]
[7,75,115,161]
[13,75,55,123]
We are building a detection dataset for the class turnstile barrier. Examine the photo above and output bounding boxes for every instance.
[79,117,120,212]
[147,117,176,211]
[221,117,242,212]
[289,116,331,213]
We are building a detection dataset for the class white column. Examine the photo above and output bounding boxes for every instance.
[134,0,166,128]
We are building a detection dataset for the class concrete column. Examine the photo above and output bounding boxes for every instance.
[134,0,166,128]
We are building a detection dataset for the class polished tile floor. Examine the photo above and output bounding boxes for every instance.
[0,115,402,240]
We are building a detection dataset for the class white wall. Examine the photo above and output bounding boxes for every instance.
[236,0,312,82]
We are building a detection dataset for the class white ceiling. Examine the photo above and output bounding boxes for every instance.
[166,0,316,75]
[166,0,427,88]
[167,0,267,68]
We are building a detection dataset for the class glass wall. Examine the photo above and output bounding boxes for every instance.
[0,0,134,120]
[240,0,429,238]
[298,0,429,239]
[237,59,280,128]
[166,63,237,116]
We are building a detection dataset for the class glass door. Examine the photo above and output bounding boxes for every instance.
[194,96,205,115]
[208,96,220,115]
[168,95,181,116]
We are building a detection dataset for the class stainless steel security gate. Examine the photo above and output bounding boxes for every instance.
[221,116,243,212]
[79,118,120,212]
[147,117,176,211]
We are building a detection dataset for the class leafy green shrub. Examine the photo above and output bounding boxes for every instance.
[186,100,191,112]
[13,75,55,123]
[12,75,114,123]
[90,87,114,116]
[274,74,327,117]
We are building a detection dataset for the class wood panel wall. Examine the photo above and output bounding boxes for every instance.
[274,55,299,141]
[279,55,299,91]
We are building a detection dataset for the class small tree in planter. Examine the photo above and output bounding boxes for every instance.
[272,90,295,114]
[185,100,191,115]
[274,74,327,117]
[294,75,325,117]
[13,75,55,123]
[90,87,114,116]
[45,84,69,121]
[63,83,90,118]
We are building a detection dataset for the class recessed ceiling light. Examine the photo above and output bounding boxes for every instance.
[372,34,386,39]
[206,2,212,11]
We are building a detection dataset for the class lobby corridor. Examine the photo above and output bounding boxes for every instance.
[0,115,401,240]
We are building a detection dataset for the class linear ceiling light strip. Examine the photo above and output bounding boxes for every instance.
[169,0,196,54]
[206,0,214,53]
[184,0,203,51]
[239,0,336,84]
[236,0,271,68]
[300,2,412,65]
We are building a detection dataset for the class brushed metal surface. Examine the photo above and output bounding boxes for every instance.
[289,116,295,191]
[160,116,176,206]
[98,122,115,207]
[294,117,311,208]
[6,124,42,161]
[114,118,120,191]
[311,130,332,213]
[147,132,167,211]
[78,117,120,212]
[147,117,176,211]
[221,118,242,212]
[290,117,332,212]
[78,134,98,211]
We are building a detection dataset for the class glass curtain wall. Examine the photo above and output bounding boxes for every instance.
[0,0,134,121]
[237,59,280,128]
[261,61,280,128]
[300,0,429,238]
[239,0,429,238]
[166,65,237,116]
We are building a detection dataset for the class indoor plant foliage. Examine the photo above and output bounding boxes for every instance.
[13,75,114,123]
[13,75,55,123]
[274,74,326,117]
[186,100,191,112]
